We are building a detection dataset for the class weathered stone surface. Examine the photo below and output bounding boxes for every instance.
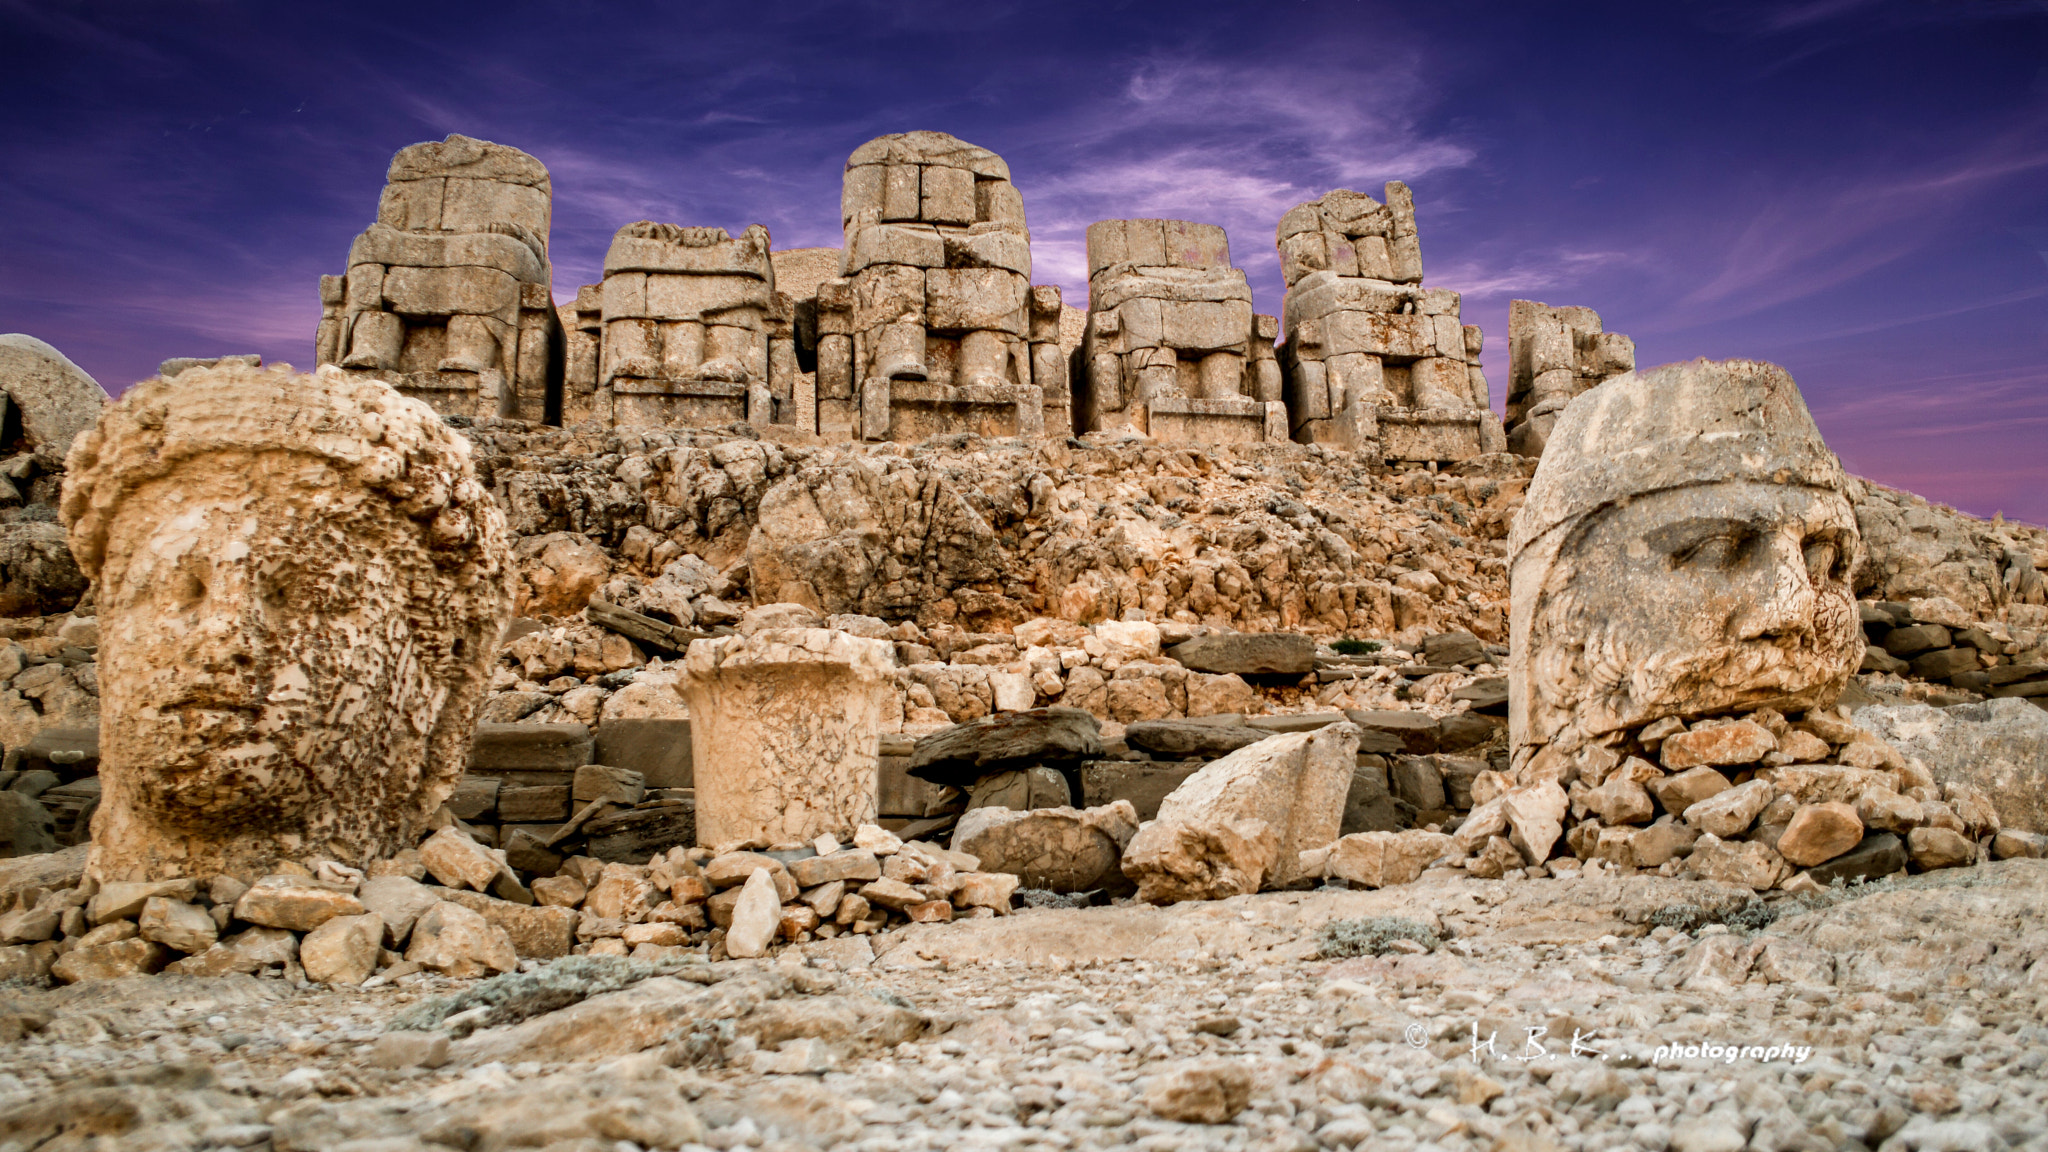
[1123,719,1268,759]
[0,333,112,466]
[436,888,578,958]
[1503,781,1569,863]
[1325,830,1454,888]
[685,628,893,845]
[136,897,217,954]
[405,901,518,977]
[1907,826,1975,870]
[1805,832,1907,885]
[1122,818,1276,904]
[1658,721,1776,769]
[419,827,505,892]
[0,522,90,621]
[1682,779,1776,838]
[1344,709,1440,755]
[1122,723,1355,902]
[1144,1060,1254,1124]
[1688,834,1789,889]
[909,707,1103,786]
[356,875,440,946]
[234,875,366,932]
[787,849,882,888]
[50,937,168,983]
[1165,633,1315,675]
[952,801,1139,892]
[62,364,513,882]
[1509,360,1861,774]
[1777,802,1863,867]
[1645,766,1730,814]
[300,912,384,985]
[1853,699,2048,833]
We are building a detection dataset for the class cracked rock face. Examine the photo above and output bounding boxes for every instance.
[1510,359,1863,770]
[60,363,513,882]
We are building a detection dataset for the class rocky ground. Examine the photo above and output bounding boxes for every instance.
[4,859,2041,1152]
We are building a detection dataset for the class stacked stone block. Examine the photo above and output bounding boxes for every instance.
[814,132,1064,442]
[564,222,810,434]
[317,134,565,422]
[1077,219,1285,443]
[1275,185,1504,462]
[1504,299,1635,457]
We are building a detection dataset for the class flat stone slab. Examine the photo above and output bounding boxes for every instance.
[1166,633,1315,675]
[908,707,1103,787]
[1122,719,1269,759]
[469,724,593,779]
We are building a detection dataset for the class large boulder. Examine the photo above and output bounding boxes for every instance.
[1853,698,2048,833]
[1120,722,1357,903]
[0,522,88,617]
[908,707,1102,787]
[0,334,111,466]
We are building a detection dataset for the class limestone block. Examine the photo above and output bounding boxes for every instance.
[406,901,518,978]
[853,265,928,331]
[947,229,1033,276]
[0,334,112,467]
[51,938,169,984]
[1127,723,1356,896]
[357,875,440,946]
[1158,300,1253,354]
[1325,830,1454,888]
[235,876,367,932]
[88,878,200,925]
[846,224,946,273]
[301,912,385,985]
[420,828,505,892]
[684,629,894,846]
[63,365,512,882]
[1509,360,1860,768]
[1688,834,1788,890]
[907,707,1102,787]
[436,889,578,958]
[136,897,217,955]
[1503,782,1568,863]
[605,223,772,279]
[952,800,1139,892]
[347,227,545,284]
[1778,802,1863,866]
[1853,699,2048,833]
[1322,311,1432,359]
[1410,357,1471,410]
[1120,817,1276,904]
[1166,633,1313,675]
[1660,721,1777,769]
[382,265,518,318]
[1683,779,1777,838]
[920,164,975,225]
[925,268,1028,334]
[883,164,920,221]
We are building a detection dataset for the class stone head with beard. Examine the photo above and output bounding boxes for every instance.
[1507,359,1861,776]
[63,363,512,882]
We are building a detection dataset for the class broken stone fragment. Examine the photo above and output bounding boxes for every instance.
[1324,829,1454,888]
[405,902,518,978]
[1165,633,1315,675]
[1682,779,1776,838]
[136,896,217,955]
[725,869,781,958]
[419,827,506,892]
[951,801,1138,892]
[908,707,1104,788]
[300,912,385,985]
[1503,781,1568,864]
[233,875,366,933]
[1144,1059,1255,1124]
[1658,721,1777,769]
[1906,826,1975,870]
[1687,834,1789,890]
[355,875,441,947]
[1122,722,1355,902]
[1776,802,1863,867]
[87,878,199,925]
[50,937,168,984]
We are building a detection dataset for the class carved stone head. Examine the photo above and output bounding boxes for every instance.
[62,363,512,881]
[1508,359,1861,772]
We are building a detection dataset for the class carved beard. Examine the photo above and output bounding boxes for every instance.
[1531,578,1860,747]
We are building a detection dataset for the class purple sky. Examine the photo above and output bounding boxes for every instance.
[4,1,2045,522]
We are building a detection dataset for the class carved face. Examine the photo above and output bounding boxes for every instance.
[95,451,455,832]
[1528,480,1861,743]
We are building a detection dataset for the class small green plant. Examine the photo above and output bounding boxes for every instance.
[1331,638,1382,656]
[1318,916,1440,958]
[389,953,716,1034]
[1647,898,1779,934]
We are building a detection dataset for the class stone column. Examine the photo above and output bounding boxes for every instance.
[683,628,894,846]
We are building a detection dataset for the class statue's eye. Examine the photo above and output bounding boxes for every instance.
[172,566,207,611]
[1804,536,1846,584]
[1675,530,1752,571]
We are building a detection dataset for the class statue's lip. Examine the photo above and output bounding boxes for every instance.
[138,695,265,718]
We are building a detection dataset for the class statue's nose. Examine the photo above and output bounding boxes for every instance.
[1734,531,1816,642]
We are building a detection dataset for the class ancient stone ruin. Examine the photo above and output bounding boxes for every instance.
[1076,219,1284,442]
[820,131,1061,442]
[1503,298,1635,456]
[1,125,2046,1152]
[1276,186,1504,462]
[59,362,512,882]
[316,134,565,422]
